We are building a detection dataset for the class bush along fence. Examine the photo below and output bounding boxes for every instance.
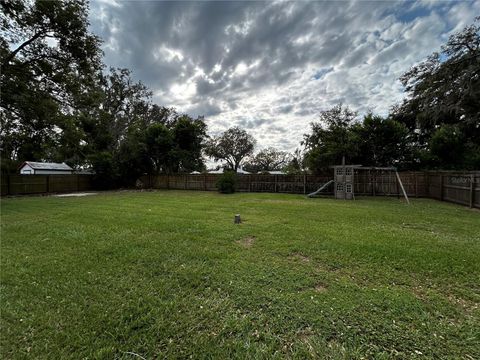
[138,170,480,209]
[1,171,479,209]
[1,174,93,196]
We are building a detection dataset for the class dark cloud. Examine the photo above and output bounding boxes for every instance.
[89,0,479,152]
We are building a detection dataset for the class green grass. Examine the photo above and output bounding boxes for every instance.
[1,191,479,359]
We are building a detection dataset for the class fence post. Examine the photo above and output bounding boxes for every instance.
[274,175,278,193]
[204,174,207,191]
[167,174,170,189]
[46,175,50,193]
[185,175,187,190]
[372,172,376,196]
[470,175,474,208]
[7,174,11,195]
[396,172,400,199]
[303,174,306,194]
[414,173,418,197]
[248,175,252,192]
[425,172,430,198]
[76,174,79,192]
[440,175,444,201]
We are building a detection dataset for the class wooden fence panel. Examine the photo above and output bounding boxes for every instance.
[167,175,184,189]
[278,175,308,193]
[305,175,333,194]
[49,175,78,193]
[439,174,479,207]
[1,175,8,196]
[235,175,251,192]
[77,175,92,191]
[426,174,442,200]
[1,175,93,196]
[186,175,205,191]
[8,175,47,195]
[474,176,480,208]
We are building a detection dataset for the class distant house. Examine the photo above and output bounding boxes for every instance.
[267,170,286,175]
[19,161,73,175]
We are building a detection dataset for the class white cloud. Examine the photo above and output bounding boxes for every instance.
[89,0,478,153]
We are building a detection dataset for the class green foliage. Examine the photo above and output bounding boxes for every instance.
[88,151,118,189]
[393,18,480,169]
[303,107,417,172]
[283,148,306,174]
[170,115,207,172]
[2,192,479,358]
[216,171,237,193]
[145,124,174,174]
[0,6,207,182]
[353,114,410,168]
[429,125,465,166]
[115,128,152,186]
[0,0,103,166]
[243,147,290,173]
[303,104,358,172]
[205,127,256,171]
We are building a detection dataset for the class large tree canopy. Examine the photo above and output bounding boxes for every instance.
[243,147,290,173]
[0,0,103,169]
[303,105,410,173]
[303,104,358,172]
[393,18,480,169]
[90,69,207,186]
[205,127,256,171]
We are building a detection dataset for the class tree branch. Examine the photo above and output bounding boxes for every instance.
[1,30,46,68]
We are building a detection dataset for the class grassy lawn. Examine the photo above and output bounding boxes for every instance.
[1,191,479,359]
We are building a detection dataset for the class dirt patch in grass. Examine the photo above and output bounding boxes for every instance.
[411,285,478,314]
[445,294,479,314]
[314,283,328,293]
[289,252,310,263]
[236,236,256,248]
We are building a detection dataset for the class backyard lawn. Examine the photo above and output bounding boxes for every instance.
[1,191,479,359]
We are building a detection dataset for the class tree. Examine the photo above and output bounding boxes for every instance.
[352,114,410,168]
[205,127,256,171]
[170,115,207,173]
[284,148,306,174]
[144,124,174,174]
[393,18,480,169]
[303,104,358,173]
[243,147,290,173]
[429,125,466,167]
[0,0,103,168]
[115,127,152,185]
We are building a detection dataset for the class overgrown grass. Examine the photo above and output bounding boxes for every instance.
[1,191,479,359]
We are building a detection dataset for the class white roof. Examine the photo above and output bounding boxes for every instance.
[268,170,285,175]
[190,171,201,174]
[22,161,73,171]
[236,168,250,174]
[207,168,250,174]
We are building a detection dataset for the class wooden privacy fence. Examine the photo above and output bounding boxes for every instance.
[138,170,480,208]
[138,174,333,195]
[426,172,480,208]
[1,174,93,196]
[1,171,478,208]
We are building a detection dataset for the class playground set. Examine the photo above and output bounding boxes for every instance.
[307,160,410,204]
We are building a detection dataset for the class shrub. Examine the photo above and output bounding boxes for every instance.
[216,171,237,193]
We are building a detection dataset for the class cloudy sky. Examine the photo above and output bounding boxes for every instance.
[89,0,479,152]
